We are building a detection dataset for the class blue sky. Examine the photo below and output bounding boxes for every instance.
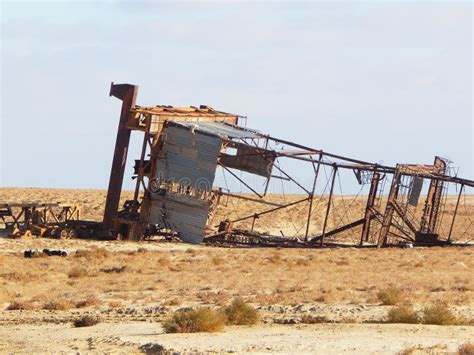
[1,1,472,192]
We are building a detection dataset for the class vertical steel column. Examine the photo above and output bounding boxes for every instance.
[320,165,337,246]
[420,157,446,234]
[447,184,463,242]
[133,133,149,205]
[305,153,322,242]
[360,172,380,245]
[103,82,138,231]
[378,168,401,247]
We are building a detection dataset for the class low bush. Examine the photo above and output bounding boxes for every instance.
[68,267,89,278]
[377,287,402,305]
[7,300,36,310]
[212,256,225,266]
[300,314,329,324]
[162,308,226,333]
[100,266,127,274]
[43,300,74,311]
[422,304,468,326]
[458,342,474,355]
[75,295,101,308]
[73,315,100,327]
[74,247,110,259]
[386,305,419,324]
[223,298,259,325]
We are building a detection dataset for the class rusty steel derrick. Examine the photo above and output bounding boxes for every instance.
[103,82,473,247]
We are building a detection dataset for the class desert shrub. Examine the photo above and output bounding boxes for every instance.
[223,298,259,325]
[100,266,127,273]
[268,253,282,264]
[300,314,329,324]
[458,342,474,355]
[422,304,468,326]
[212,256,225,266]
[68,267,89,278]
[43,300,74,311]
[75,295,101,308]
[162,308,226,333]
[73,315,100,327]
[377,287,402,305]
[74,247,110,259]
[387,305,419,324]
[7,300,36,310]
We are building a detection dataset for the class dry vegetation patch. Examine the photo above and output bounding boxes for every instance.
[422,304,468,326]
[458,342,474,355]
[73,315,100,327]
[163,308,226,333]
[6,300,36,311]
[387,305,419,324]
[377,287,402,305]
[223,298,259,325]
[43,300,74,311]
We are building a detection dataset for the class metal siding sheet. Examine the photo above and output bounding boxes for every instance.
[147,194,209,243]
[147,125,220,243]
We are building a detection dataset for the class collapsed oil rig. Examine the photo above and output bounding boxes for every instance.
[1,82,473,247]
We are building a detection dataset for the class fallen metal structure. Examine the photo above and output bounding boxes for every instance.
[103,82,473,247]
[0,203,89,238]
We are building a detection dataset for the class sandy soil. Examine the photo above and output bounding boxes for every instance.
[0,188,473,353]
[1,321,473,354]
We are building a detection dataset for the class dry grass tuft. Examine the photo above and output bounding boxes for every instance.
[300,314,329,324]
[68,267,90,278]
[162,308,226,333]
[267,253,282,264]
[212,256,225,266]
[73,315,100,327]
[75,247,110,259]
[422,304,468,326]
[377,287,402,305]
[108,301,124,308]
[387,305,419,324]
[7,300,36,311]
[223,298,259,325]
[75,295,101,308]
[43,300,74,311]
[458,342,474,355]
[100,266,127,274]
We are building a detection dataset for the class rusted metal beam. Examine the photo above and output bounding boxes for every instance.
[220,165,263,198]
[420,157,446,234]
[378,169,402,247]
[218,192,283,207]
[304,153,322,241]
[360,172,380,244]
[320,165,337,246]
[103,82,139,231]
[447,184,464,242]
[223,196,310,225]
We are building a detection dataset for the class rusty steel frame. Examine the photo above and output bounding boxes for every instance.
[102,82,473,247]
[103,83,138,231]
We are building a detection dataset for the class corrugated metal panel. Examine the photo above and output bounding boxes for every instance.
[147,193,210,243]
[155,125,221,189]
[170,121,259,139]
[146,124,220,243]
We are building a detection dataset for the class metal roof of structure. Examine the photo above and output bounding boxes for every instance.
[133,105,238,117]
[170,121,260,140]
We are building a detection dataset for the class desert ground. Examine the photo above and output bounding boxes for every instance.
[0,188,473,354]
